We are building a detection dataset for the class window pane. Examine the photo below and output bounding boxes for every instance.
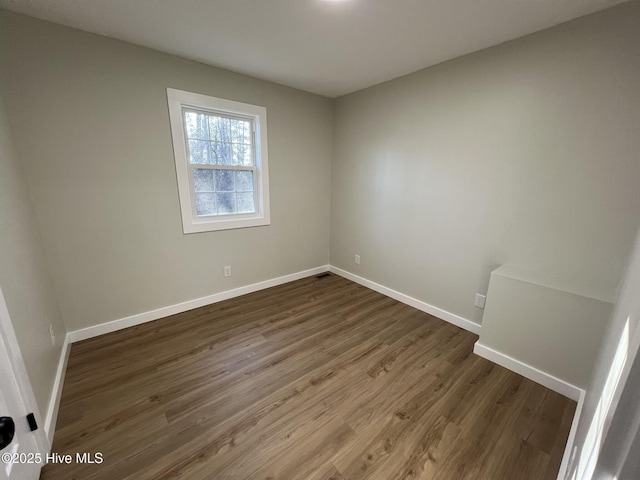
[211,142,232,165]
[188,140,210,164]
[209,116,230,143]
[230,118,251,144]
[235,170,254,192]
[216,193,237,215]
[195,193,216,216]
[215,170,235,192]
[232,143,253,166]
[193,169,214,192]
[184,111,209,139]
[237,192,255,213]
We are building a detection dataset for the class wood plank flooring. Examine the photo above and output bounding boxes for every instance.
[41,273,576,480]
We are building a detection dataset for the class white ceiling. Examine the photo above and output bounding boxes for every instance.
[0,0,628,97]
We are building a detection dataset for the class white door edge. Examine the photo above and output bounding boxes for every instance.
[0,288,51,457]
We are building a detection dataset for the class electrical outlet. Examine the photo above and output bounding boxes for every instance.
[49,324,56,346]
[355,254,360,265]
[474,293,486,309]
[224,266,232,277]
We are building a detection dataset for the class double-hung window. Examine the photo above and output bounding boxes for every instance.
[167,88,270,233]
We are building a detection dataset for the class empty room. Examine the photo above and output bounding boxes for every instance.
[1,0,639,479]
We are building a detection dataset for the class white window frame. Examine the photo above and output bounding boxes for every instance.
[166,88,270,233]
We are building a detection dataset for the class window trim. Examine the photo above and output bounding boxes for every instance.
[166,88,271,234]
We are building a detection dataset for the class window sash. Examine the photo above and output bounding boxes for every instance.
[183,108,255,167]
[187,165,259,218]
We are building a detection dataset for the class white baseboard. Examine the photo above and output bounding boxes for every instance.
[67,266,330,343]
[54,263,477,443]
[46,264,583,460]
[44,335,71,445]
[473,341,586,479]
[329,266,481,335]
[556,388,586,480]
[45,265,329,445]
[473,341,582,401]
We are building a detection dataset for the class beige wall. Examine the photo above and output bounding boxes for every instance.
[0,11,333,331]
[331,1,640,326]
[0,93,66,417]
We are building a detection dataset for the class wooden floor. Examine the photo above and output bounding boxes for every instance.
[42,274,576,480]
